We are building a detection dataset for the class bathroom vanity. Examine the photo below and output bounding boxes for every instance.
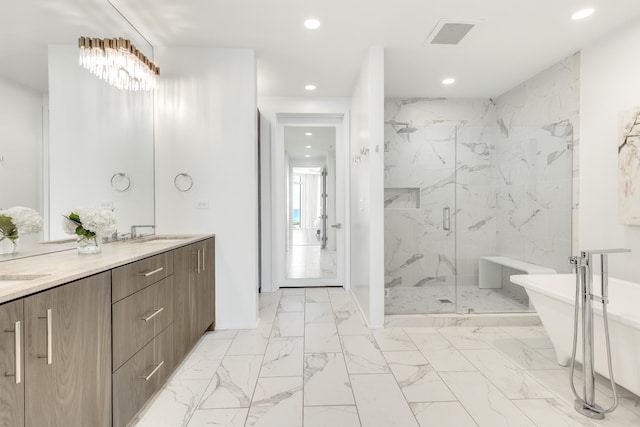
[0,235,215,427]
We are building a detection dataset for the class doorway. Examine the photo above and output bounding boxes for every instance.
[274,115,347,289]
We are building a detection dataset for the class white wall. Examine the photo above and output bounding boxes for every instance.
[154,48,258,329]
[581,21,640,280]
[350,47,385,327]
[0,76,43,243]
[48,45,154,240]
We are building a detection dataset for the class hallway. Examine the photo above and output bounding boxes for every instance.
[287,229,337,279]
[133,288,640,426]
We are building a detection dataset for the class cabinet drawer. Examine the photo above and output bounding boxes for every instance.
[112,276,174,370]
[112,324,174,427]
[112,251,174,303]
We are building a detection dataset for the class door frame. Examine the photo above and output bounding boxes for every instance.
[272,113,349,289]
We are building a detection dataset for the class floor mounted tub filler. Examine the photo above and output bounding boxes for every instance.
[511,273,640,398]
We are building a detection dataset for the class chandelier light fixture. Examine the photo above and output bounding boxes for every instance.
[78,37,159,91]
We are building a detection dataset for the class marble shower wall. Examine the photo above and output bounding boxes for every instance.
[494,53,579,273]
[384,99,498,314]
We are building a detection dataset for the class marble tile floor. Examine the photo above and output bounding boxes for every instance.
[133,287,640,427]
[292,228,323,246]
[286,245,337,280]
[385,282,532,315]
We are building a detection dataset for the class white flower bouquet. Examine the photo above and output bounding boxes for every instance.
[63,207,117,253]
[0,206,43,241]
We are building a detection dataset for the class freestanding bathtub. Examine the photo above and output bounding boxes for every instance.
[511,274,640,397]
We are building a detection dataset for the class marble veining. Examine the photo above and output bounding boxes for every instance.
[384,351,456,402]
[260,337,303,377]
[341,335,390,374]
[303,353,355,406]
[441,371,537,426]
[245,377,303,427]
[198,355,263,409]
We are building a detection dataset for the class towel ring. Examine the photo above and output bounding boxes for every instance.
[111,172,131,192]
[174,173,193,192]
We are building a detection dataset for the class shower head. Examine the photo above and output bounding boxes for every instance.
[385,120,410,126]
[385,120,417,134]
[397,127,418,134]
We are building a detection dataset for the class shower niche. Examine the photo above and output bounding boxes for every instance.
[384,188,420,209]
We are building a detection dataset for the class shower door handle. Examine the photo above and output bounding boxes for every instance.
[443,207,451,231]
[331,223,342,229]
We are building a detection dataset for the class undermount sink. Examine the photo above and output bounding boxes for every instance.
[134,236,190,243]
[41,238,76,244]
[0,273,50,287]
[0,274,50,281]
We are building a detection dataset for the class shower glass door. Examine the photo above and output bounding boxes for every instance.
[384,123,458,314]
[384,118,574,315]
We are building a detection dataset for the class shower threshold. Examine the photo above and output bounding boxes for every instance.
[384,312,541,328]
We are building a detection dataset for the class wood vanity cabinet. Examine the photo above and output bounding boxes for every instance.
[174,237,215,362]
[0,300,24,427]
[0,272,112,427]
[0,236,215,427]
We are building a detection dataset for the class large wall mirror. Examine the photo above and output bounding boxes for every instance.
[0,0,154,258]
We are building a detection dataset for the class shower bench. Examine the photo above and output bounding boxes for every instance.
[479,256,556,289]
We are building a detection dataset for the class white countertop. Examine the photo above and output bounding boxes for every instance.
[0,234,213,304]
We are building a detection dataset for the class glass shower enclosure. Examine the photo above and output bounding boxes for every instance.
[383,121,573,314]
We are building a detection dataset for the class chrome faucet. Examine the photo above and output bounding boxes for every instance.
[131,224,156,238]
[573,248,631,302]
[568,248,630,420]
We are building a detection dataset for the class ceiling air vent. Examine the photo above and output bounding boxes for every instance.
[424,19,479,46]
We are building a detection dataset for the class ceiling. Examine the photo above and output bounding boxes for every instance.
[111,0,640,98]
[2,1,640,98]
[285,126,335,163]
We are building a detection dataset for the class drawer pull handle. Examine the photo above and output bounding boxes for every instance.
[194,251,201,273]
[4,321,21,383]
[15,321,21,383]
[138,267,164,277]
[202,247,206,272]
[140,307,164,322]
[37,309,53,365]
[140,360,164,381]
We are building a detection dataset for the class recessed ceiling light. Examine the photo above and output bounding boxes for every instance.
[442,78,456,85]
[305,132,312,136]
[305,145,312,148]
[572,8,594,20]
[304,19,321,30]
[305,154,311,158]
[305,84,316,91]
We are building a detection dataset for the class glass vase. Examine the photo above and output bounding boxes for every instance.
[77,235,101,254]
[0,234,18,255]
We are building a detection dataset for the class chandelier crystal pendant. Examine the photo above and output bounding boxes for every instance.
[78,37,160,91]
